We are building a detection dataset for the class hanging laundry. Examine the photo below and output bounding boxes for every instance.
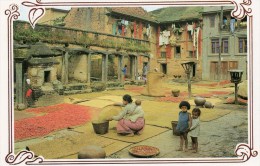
[193,29,196,47]
[230,19,236,33]
[196,27,200,60]
[112,23,117,35]
[169,35,177,46]
[159,32,164,46]
[146,24,151,38]
[172,23,176,29]
[187,24,194,35]
[159,30,170,46]
[162,30,170,45]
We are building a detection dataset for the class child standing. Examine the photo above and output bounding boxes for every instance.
[122,65,127,80]
[176,101,191,151]
[189,108,201,153]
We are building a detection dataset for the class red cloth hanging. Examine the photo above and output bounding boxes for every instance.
[139,22,142,39]
[139,56,142,65]
[198,28,202,56]
[122,25,125,37]
[26,89,32,97]
[157,26,160,58]
[166,44,172,59]
[134,21,137,38]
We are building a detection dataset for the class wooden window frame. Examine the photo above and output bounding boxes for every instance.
[211,38,229,54]
[238,38,247,53]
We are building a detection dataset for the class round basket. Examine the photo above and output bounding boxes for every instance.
[92,120,109,135]
[129,145,160,158]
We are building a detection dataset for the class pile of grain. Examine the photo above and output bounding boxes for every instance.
[94,105,122,122]
[142,72,165,97]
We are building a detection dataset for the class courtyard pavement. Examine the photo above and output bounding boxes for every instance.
[14,80,248,161]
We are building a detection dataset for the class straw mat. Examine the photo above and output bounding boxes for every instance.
[28,123,131,159]
[100,122,169,143]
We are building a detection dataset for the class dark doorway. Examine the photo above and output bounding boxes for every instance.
[192,63,196,77]
[44,70,51,83]
[161,63,167,74]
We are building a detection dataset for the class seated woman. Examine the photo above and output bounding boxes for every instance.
[109,94,145,136]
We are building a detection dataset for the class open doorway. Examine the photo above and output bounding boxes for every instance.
[161,63,167,74]
[44,70,51,83]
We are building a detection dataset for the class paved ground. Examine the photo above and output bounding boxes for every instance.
[14,80,248,161]
[107,105,247,158]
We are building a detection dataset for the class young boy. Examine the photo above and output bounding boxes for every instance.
[176,101,191,152]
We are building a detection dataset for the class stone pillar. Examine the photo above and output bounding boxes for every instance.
[87,53,91,84]
[61,51,69,85]
[15,60,24,104]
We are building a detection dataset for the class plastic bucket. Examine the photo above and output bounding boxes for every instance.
[171,121,180,136]
[92,120,109,135]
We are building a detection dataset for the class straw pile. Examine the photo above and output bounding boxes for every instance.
[94,105,122,122]
[142,72,165,97]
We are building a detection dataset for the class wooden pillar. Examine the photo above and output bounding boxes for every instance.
[87,53,91,84]
[135,56,138,80]
[148,57,151,71]
[118,55,124,83]
[117,55,121,82]
[101,54,106,82]
[61,51,69,85]
[130,56,134,80]
[104,54,108,82]
[15,61,24,104]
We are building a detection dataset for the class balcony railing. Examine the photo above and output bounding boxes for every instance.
[14,21,150,53]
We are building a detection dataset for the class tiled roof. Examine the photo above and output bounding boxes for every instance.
[108,7,157,23]
[150,7,203,23]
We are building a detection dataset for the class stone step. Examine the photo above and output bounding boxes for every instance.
[63,89,92,95]
[64,84,89,91]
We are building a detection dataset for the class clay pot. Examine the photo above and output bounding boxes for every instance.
[194,97,206,107]
[172,89,180,97]
[204,101,214,108]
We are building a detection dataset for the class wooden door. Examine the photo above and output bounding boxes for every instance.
[221,61,228,80]
[210,62,218,80]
